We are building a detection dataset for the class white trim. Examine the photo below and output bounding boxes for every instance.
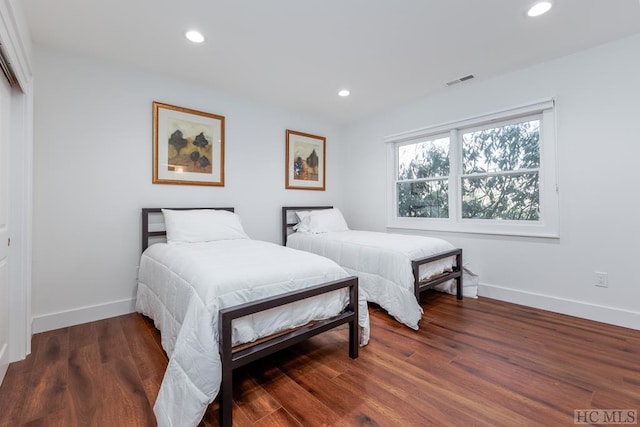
[9,83,33,360]
[387,98,559,238]
[479,283,640,331]
[0,0,33,362]
[384,98,554,144]
[0,0,33,91]
[0,343,7,386]
[31,298,137,334]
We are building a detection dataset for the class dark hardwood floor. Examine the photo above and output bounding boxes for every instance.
[1,291,638,426]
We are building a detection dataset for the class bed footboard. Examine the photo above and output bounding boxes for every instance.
[412,248,463,301]
[218,276,359,427]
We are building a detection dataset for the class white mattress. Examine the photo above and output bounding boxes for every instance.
[287,230,464,329]
[136,239,370,427]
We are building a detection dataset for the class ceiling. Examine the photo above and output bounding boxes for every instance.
[21,0,640,124]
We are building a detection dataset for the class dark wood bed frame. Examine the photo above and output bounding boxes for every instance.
[141,208,359,427]
[281,206,463,301]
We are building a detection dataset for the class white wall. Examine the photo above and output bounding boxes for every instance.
[32,45,347,332]
[341,35,640,329]
[32,34,640,333]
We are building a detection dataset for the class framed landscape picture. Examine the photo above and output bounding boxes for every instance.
[285,129,326,190]
[153,101,225,186]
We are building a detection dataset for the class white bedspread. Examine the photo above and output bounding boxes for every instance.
[136,239,370,427]
[287,230,472,329]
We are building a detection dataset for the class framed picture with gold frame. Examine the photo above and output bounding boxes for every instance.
[153,101,225,186]
[285,129,326,190]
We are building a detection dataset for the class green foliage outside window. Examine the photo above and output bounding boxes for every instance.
[461,120,540,220]
[396,119,541,221]
[397,137,449,218]
[397,180,449,218]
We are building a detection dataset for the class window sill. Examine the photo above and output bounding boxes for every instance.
[387,218,559,239]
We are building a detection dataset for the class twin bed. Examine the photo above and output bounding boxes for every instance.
[136,208,369,427]
[137,206,466,426]
[282,206,464,329]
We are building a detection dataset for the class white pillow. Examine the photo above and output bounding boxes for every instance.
[293,210,314,232]
[162,209,250,244]
[295,210,313,222]
[297,208,349,233]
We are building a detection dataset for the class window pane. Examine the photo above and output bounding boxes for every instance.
[462,172,539,220]
[397,180,448,218]
[398,137,450,180]
[462,120,540,174]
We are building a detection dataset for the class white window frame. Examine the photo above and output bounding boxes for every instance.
[386,99,559,238]
[396,133,452,218]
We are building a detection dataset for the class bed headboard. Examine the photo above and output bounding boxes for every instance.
[141,207,235,253]
[281,206,332,246]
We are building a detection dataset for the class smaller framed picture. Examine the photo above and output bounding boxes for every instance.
[285,129,326,191]
[153,101,225,186]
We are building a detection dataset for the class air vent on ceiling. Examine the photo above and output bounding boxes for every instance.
[446,74,475,86]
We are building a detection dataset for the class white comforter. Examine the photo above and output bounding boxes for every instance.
[287,230,462,329]
[136,239,370,427]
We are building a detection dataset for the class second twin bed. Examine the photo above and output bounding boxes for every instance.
[283,206,476,330]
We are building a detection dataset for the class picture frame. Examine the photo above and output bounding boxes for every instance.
[153,101,225,186]
[285,129,326,190]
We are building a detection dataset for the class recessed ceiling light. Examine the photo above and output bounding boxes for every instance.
[527,1,553,17]
[338,89,350,97]
[185,30,205,43]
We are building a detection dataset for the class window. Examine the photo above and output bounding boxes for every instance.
[397,136,450,218]
[387,100,558,238]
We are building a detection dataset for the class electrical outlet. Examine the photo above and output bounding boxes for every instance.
[595,272,608,288]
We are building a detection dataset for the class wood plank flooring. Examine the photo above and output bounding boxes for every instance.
[1,291,638,426]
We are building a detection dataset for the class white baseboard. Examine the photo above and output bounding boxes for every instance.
[28,286,640,335]
[31,298,137,334]
[479,283,640,331]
